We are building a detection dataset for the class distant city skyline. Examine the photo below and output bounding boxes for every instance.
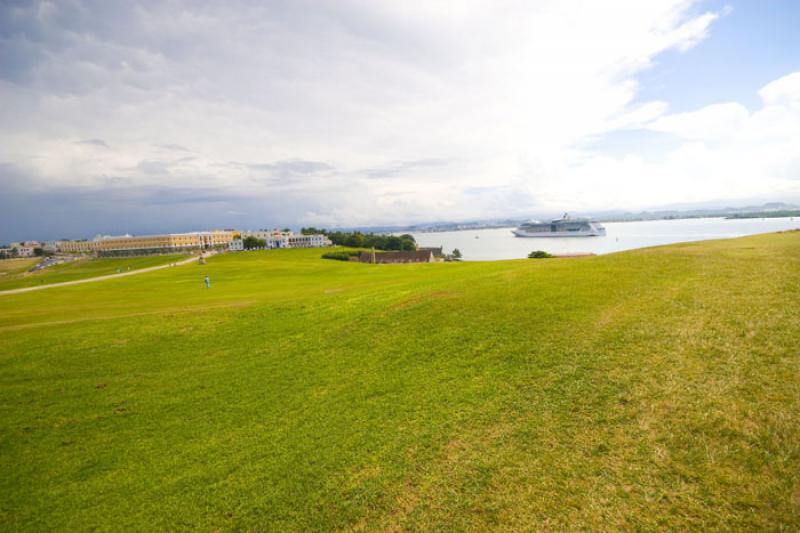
[2,0,799,242]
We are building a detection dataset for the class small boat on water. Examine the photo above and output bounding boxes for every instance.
[512,213,606,238]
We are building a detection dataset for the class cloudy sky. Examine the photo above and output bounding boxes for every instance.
[1,0,799,241]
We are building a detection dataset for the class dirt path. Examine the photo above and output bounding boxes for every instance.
[0,253,214,296]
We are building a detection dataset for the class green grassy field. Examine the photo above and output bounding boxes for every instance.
[0,254,189,291]
[1,233,799,530]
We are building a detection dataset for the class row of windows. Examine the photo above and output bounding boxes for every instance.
[59,233,235,252]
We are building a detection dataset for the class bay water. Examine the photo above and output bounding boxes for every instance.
[411,217,800,261]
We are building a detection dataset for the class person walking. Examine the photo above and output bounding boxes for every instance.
[204,275,210,289]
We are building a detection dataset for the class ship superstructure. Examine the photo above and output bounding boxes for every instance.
[512,214,606,237]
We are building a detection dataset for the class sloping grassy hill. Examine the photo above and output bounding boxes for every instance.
[0,254,189,291]
[0,259,39,284]
[1,233,799,530]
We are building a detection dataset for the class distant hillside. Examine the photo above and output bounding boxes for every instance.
[594,201,800,222]
[726,209,800,219]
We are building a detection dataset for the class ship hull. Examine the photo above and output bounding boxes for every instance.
[512,229,606,238]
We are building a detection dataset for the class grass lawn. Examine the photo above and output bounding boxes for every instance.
[1,233,799,530]
[0,258,39,279]
[0,254,189,291]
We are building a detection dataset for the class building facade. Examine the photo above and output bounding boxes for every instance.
[4,241,39,257]
[56,229,330,255]
[358,250,435,264]
[288,233,332,248]
[58,240,94,254]
[418,246,444,259]
[58,231,236,256]
[237,230,331,250]
[241,230,290,249]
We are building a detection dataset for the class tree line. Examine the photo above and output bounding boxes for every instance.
[242,236,267,249]
[0,247,45,259]
[301,228,416,251]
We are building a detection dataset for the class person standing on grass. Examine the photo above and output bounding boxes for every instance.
[204,275,210,289]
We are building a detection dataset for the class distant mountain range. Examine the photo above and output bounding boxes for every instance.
[588,202,800,223]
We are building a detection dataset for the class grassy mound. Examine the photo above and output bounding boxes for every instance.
[1,233,798,530]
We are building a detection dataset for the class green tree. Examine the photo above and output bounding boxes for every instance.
[528,250,552,259]
[385,236,403,250]
[242,236,267,250]
[33,247,44,257]
[451,248,462,259]
[324,231,416,252]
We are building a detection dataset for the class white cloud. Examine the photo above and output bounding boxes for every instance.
[759,72,800,108]
[648,103,750,141]
[5,0,792,235]
[564,71,800,209]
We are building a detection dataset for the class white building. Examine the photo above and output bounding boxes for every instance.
[288,233,332,248]
[229,239,244,251]
[239,230,288,249]
[232,230,332,251]
[16,246,35,257]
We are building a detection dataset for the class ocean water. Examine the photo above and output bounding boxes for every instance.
[411,217,800,261]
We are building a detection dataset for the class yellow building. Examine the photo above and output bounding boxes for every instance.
[57,240,95,254]
[58,231,236,255]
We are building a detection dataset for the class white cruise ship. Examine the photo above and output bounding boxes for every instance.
[512,214,606,237]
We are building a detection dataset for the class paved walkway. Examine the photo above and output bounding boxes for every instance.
[0,253,213,296]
